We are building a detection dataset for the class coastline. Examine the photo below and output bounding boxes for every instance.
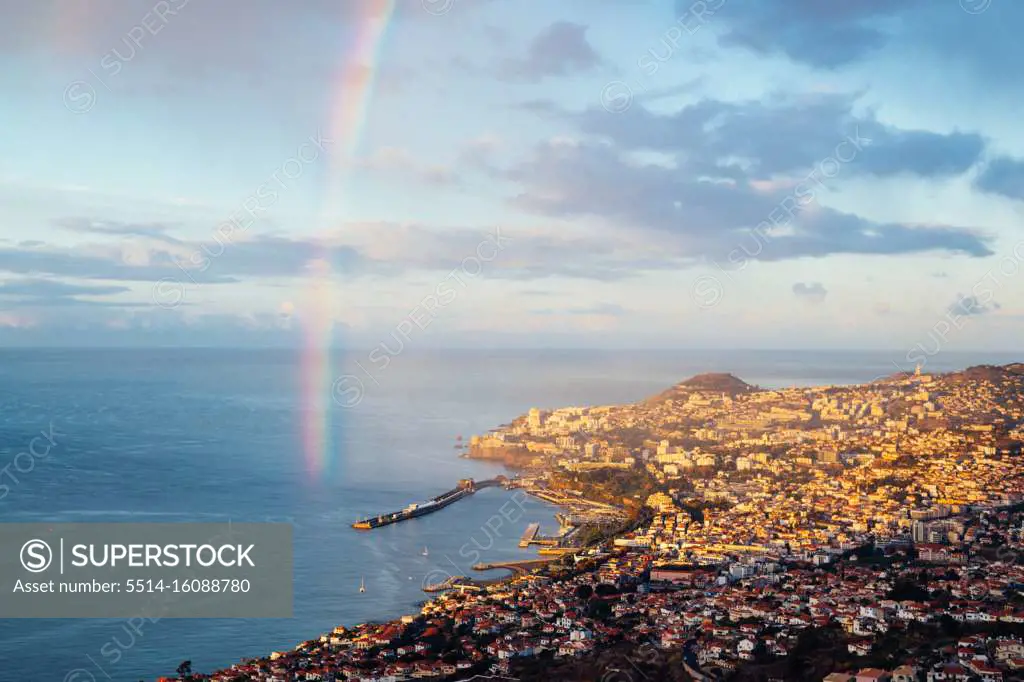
[149,360,1024,680]
[182,464,573,679]
[185,481,623,678]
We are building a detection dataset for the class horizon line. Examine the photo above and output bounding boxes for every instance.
[0,345,1020,355]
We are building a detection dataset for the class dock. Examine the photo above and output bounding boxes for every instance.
[519,523,540,548]
[352,477,506,530]
[517,523,563,548]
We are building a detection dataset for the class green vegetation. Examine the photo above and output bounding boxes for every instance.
[553,467,661,506]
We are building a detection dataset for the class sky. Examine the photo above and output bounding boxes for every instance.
[0,0,1022,351]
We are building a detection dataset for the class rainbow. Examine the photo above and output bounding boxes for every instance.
[302,0,397,480]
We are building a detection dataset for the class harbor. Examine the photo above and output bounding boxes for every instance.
[350,472,632,598]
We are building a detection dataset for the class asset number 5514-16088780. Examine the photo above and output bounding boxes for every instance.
[125,578,251,593]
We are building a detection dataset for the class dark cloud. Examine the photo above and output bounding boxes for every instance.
[899,3,1024,87]
[860,130,983,178]
[698,0,924,68]
[720,22,886,70]
[574,94,984,180]
[501,91,993,264]
[975,156,1024,201]
[949,294,1000,317]
[497,22,601,82]
[693,0,1023,89]
[503,139,992,262]
[792,282,827,301]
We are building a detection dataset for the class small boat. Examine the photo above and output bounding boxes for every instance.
[422,546,429,557]
[359,576,365,593]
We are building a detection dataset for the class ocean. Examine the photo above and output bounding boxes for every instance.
[0,347,1018,680]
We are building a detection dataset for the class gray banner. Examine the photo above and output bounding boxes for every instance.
[0,523,292,618]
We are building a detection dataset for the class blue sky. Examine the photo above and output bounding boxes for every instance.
[1,0,1022,350]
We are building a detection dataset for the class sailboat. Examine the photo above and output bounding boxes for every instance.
[358,576,365,593]
[422,546,429,557]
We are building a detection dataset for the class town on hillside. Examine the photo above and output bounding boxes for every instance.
[187,363,1024,682]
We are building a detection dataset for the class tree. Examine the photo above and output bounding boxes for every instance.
[176,660,192,680]
[939,614,960,636]
[575,584,594,601]
[587,599,612,620]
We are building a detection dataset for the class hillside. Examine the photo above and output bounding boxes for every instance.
[949,363,1024,384]
[646,372,758,404]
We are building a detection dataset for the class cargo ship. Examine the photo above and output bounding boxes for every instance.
[352,480,476,530]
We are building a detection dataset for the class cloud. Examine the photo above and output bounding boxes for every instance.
[0,222,369,295]
[502,138,992,263]
[329,222,686,281]
[792,282,827,302]
[975,156,1024,201]
[532,302,626,316]
[0,277,130,299]
[0,240,230,284]
[900,4,1024,88]
[573,93,983,180]
[504,93,991,264]
[53,217,180,240]
[573,302,625,316]
[0,277,157,314]
[695,0,1024,91]
[0,218,683,308]
[497,22,601,82]
[701,0,924,68]
[949,294,1000,317]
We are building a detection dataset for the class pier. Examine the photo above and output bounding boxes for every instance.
[519,523,540,548]
[352,477,506,530]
